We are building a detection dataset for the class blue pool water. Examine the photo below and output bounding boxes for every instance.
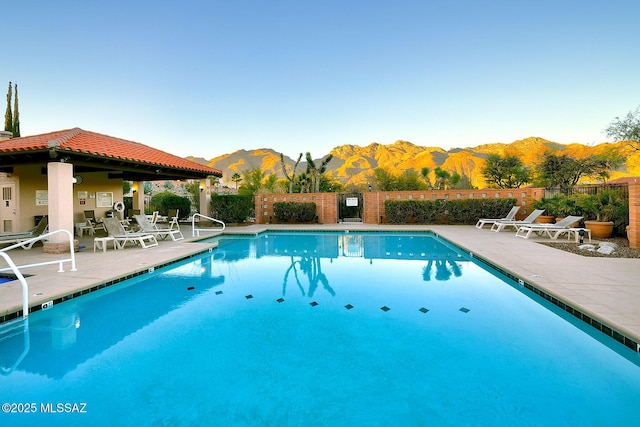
[1,231,639,426]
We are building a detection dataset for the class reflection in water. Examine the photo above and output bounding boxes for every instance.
[422,258,463,282]
[0,319,30,375]
[283,255,335,298]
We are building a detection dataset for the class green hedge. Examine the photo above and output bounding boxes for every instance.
[149,192,191,217]
[273,202,317,223]
[384,198,518,224]
[210,194,254,223]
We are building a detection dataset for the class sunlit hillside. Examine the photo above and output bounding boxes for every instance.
[204,137,640,188]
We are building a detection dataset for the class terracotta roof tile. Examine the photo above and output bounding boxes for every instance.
[0,128,222,176]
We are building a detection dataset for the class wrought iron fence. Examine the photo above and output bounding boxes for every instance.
[545,183,629,199]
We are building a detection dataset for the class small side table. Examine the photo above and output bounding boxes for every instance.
[94,236,117,252]
[568,228,592,243]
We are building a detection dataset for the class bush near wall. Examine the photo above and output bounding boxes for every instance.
[385,198,518,224]
[210,194,254,223]
[273,202,317,223]
[150,191,191,218]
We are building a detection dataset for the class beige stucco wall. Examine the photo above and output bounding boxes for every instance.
[72,171,123,222]
[12,165,50,230]
[8,165,123,231]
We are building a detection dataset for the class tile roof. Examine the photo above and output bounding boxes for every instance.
[0,128,222,177]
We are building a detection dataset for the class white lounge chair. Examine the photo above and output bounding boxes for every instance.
[491,209,545,232]
[475,206,520,229]
[0,216,49,250]
[102,217,158,249]
[515,216,584,239]
[133,215,184,241]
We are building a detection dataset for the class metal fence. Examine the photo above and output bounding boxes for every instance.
[545,183,629,199]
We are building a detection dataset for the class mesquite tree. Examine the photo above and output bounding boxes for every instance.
[605,105,640,151]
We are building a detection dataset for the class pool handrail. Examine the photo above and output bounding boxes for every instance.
[0,229,78,273]
[0,252,32,319]
[191,213,225,237]
[0,229,78,319]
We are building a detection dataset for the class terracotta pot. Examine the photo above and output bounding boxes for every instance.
[584,221,614,239]
[536,215,555,224]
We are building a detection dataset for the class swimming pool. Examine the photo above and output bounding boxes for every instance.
[1,231,639,426]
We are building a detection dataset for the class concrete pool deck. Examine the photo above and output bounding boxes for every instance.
[1,223,639,352]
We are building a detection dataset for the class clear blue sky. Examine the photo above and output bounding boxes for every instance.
[4,0,639,160]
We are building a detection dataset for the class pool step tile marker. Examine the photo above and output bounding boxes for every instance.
[276,298,285,303]
[245,294,253,299]
[187,286,195,291]
[380,306,391,312]
[310,301,319,307]
[419,307,429,313]
[459,307,470,313]
[344,304,354,310]
[215,291,223,295]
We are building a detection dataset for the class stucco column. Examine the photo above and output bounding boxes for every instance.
[199,178,210,216]
[44,162,74,253]
[132,181,145,212]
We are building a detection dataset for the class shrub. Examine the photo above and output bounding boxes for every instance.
[149,192,191,217]
[210,194,254,223]
[384,198,517,224]
[273,202,316,223]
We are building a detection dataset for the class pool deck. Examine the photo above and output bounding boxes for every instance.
[1,223,639,351]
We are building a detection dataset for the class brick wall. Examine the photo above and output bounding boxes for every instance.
[254,193,337,224]
[629,182,639,248]
[255,188,544,224]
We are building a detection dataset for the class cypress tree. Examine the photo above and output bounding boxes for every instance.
[4,81,12,132]
[12,83,19,137]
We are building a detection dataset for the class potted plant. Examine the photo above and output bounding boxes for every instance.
[532,196,560,223]
[575,190,626,238]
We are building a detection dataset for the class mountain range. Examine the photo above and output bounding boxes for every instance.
[187,137,640,189]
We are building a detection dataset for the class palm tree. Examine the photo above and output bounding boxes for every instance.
[420,167,432,189]
[231,172,242,189]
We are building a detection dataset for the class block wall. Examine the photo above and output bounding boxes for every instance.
[629,182,639,248]
[255,188,544,225]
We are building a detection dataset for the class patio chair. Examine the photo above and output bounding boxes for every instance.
[84,210,106,233]
[0,216,49,250]
[167,209,180,230]
[491,209,545,232]
[150,211,159,227]
[475,206,520,229]
[515,216,584,239]
[102,217,158,249]
[133,215,184,241]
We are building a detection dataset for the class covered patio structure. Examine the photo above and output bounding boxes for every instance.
[0,128,222,253]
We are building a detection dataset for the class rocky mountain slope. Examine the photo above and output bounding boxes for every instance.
[201,137,639,188]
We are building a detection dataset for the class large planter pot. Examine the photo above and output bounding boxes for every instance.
[536,215,555,224]
[584,221,614,239]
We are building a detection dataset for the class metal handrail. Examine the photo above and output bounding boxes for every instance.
[0,252,31,319]
[191,213,225,237]
[0,229,78,319]
[0,229,78,273]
